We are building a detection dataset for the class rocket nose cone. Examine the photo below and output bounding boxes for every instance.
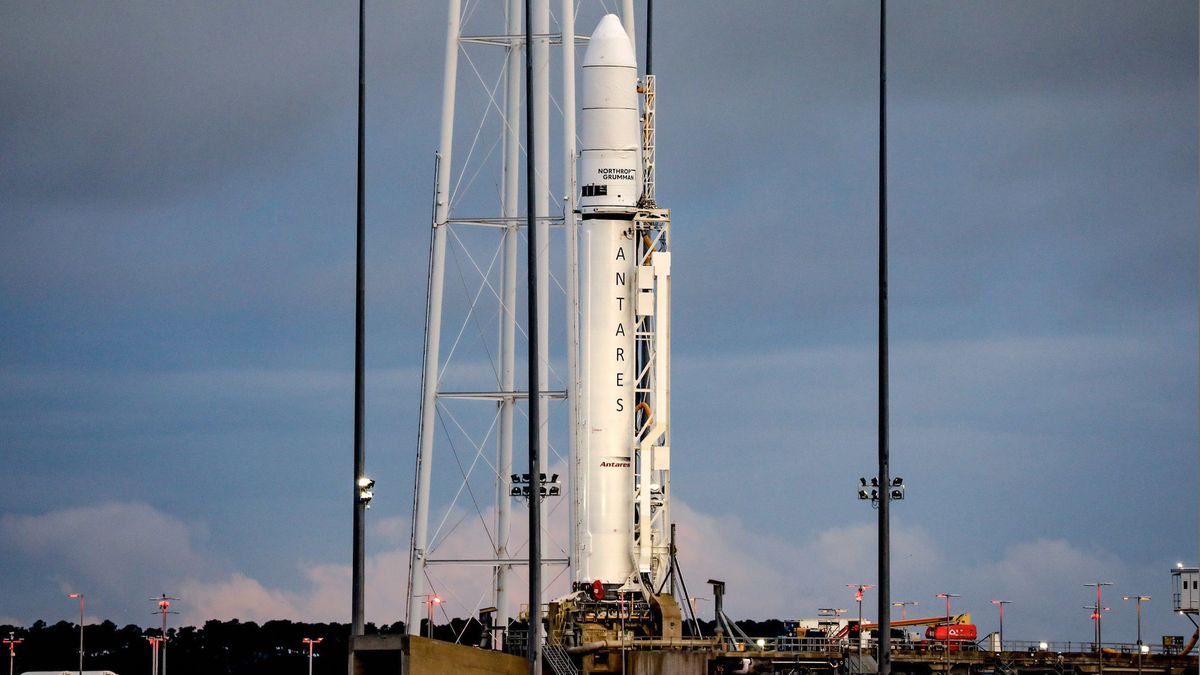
[583,14,637,68]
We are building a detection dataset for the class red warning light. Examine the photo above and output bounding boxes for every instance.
[591,580,604,601]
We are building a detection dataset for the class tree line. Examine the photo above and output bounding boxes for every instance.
[0,616,790,675]
[1,619,387,675]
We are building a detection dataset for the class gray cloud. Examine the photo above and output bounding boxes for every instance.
[0,2,356,205]
[0,502,219,621]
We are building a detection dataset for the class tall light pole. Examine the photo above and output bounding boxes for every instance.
[1082,603,1112,673]
[874,4,895,675]
[892,601,917,621]
[991,600,1012,652]
[522,2,544,675]
[936,593,960,626]
[349,0,370,639]
[151,594,179,675]
[1123,595,1150,675]
[66,592,83,675]
[1084,582,1114,675]
[426,595,442,639]
[302,637,322,675]
[4,632,22,675]
[146,636,159,675]
[848,584,875,660]
[935,593,960,659]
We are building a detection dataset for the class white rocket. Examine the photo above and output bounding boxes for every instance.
[577,13,640,590]
[575,14,671,597]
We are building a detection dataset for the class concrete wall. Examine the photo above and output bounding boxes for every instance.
[406,637,526,675]
[350,635,525,675]
[628,651,711,675]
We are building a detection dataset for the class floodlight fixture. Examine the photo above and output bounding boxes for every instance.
[357,476,375,507]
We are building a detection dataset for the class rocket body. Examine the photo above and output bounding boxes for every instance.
[576,14,640,588]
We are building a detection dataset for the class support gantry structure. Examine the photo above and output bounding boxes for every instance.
[406,0,670,645]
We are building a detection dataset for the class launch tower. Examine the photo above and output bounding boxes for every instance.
[406,0,680,647]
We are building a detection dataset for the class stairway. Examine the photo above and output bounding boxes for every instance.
[543,643,580,675]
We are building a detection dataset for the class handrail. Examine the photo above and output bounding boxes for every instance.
[501,629,1192,658]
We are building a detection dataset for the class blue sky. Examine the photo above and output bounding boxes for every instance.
[1,0,1196,647]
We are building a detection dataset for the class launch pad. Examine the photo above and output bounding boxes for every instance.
[402,3,681,653]
[350,631,1199,675]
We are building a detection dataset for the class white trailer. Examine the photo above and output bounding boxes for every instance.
[21,671,119,675]
[1172,566,1199,613]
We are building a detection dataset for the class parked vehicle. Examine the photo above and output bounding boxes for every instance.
[922,623,979,652]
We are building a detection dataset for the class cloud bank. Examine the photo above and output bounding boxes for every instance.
[2,500,1181,644]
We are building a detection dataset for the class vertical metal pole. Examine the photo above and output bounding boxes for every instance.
[525,4,543,674]
[644,0,653,76]
[560,0,581,591]
[161,602,167,675]
[992,600,1010,652]
[669,523,677,597]
[857,595,864,661]
[495,0,523,641]
[999,604,1004,651]
[78,596,83,675]
[1132,595,1142,672]
[1085,582,1112,675]
[532,0,550,492]
[351,0,368,639]
[876,2,892,675]
[620,0,636,64]
[407,0,461,634]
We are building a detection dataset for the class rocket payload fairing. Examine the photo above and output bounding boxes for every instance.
[579,15,642,214]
